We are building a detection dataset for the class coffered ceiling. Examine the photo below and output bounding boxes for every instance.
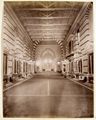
[6,1,84,58]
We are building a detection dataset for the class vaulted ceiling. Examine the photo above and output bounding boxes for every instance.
[8,1,84,59]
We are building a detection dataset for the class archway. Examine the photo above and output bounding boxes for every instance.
[41,48,55,71]
[35,48,57,72]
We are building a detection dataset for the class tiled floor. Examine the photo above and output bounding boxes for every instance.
[3,72,93,118]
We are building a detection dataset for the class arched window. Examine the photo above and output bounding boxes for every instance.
[77,28,80,44]
[68,40,74,54]
[88,53,93,74]
[69,41,71,54]
[3,53,7,75]
[23,62,25,73]
[78,59,82,73]
[26,62,28,73]
[14,59,16,73]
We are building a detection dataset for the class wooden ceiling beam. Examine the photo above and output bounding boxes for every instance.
[31,37,65,39]
[29,32,67,35]
[20,16,74,20]
[30,34,66,37]
[26,27,69,30]
[24,23,71,26]
[27,29,68,32]
[15,10,78,18]
[15,8,79,11]
[25,25,70,29]
[33,39,64,42]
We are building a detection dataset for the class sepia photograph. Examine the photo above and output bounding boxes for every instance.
[1,0,94,118]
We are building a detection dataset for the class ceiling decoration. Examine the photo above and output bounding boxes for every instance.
[7,1,84,59]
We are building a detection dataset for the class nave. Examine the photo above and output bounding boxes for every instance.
[1,1,93,118]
